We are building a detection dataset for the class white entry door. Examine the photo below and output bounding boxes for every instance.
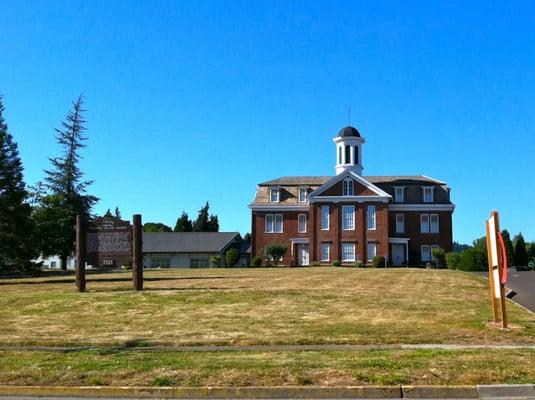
[297,244,309,266]
[392,244,405,266]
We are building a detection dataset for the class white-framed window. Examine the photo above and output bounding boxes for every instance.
[342,205,355,231]
[270,187,280,203]
[298,213,307,233]
[423,187,434,203]
[420,214,430,233]
[321,243,330,262]
[298,187,308,203]
[394,186,405,203]
[343,178,354,196]
[342,243,355,262]
[430,214,439,233]
[367,205,376,230]
[321,205,330,230]
[421,245,431,262]
[265,214,283,233]
[396,214,405,233]
[367,242,377,261]
[191,258,209,268]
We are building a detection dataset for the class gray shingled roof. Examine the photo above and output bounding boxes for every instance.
[143,232,240,253]
[259,175,445,186]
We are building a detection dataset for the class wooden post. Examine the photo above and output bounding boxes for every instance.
[485,220,499,322]
[132,214,143,291]
[493,211,508,328]
[75,215,86,292]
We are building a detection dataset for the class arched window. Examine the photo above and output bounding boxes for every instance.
[354,146,359,164]
[343,178,354,196]
[345,145,351,164]
[338,146,342,164]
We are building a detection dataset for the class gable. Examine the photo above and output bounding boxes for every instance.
[310,171,391,199]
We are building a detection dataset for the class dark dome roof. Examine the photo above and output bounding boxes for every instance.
[337,125,361,138]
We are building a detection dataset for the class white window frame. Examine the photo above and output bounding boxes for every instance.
[320,243,330,262]
[367,242,377,262]
[265,214,274,233]
[430,214,439,234]
[343,178,354,196]
[367,205,376,230]
[420,214,430,233]
[422,186,434,203]
[394,186,405,203]
[321,205,330,230]
[395,214,405,233]
[341,243,355,262]
[342,205,355,231]
[421,245,431,262]
[270,187,280,203]
[298,213,307,233]
[274,214,283,233]
[298,187,308,203]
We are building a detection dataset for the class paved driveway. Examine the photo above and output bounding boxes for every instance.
[475,270,535,313]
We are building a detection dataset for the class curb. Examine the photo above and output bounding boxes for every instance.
[0,384,534,398]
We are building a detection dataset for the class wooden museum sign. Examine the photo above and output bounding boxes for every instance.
[75,214,143,292]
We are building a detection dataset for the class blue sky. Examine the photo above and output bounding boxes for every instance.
[1,0,534,243]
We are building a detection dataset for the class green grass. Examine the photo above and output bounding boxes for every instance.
[0,349,534,386]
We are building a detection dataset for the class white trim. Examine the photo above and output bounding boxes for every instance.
[395,213,405,233]
[393,186,405,203]
[290,238,309,244]
[367,205,376,230]
[422,186,434,203]
[342,205,355,231]
[421,245,431,262]
[309,170,392,199]
[430,213,439,234]
[367,242,377,261]
[388,237,410,244]
[321,205,330,230]
[320,243,330,262]
[388,204,454,211]
[269,187,280,203]
[343,178,354,196]
[420,214,430,234]
[341,243,356,262]
[249,205,310,211]
[298,213,307,233]
[421,175,446,185]
[297,187,308,203]
[310,195,389,203]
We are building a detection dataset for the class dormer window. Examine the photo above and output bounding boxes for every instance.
[394,186,405,203]
[423,187,434,203]
[298,187,308,203]
[270,187,280,203]
[343,178,354,196]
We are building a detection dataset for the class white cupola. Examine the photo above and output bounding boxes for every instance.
[333,125,365,175]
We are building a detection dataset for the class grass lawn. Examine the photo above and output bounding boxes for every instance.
[0,267,534,386]
[0,267,533,347]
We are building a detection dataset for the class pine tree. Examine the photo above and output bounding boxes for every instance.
[193,202,219,232]
[174,211,193,232]
[114,207,121,219]
[34,95,98,269]
[501,230,515,268]
[208,214,219,232]
[513,233,529,267]
[0,96,38,272]
[104,209,113,217]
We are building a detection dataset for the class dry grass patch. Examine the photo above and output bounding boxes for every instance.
[0,268,533,346]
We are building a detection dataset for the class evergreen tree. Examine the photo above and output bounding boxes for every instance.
[0,96,38,273]
[501,230,515,268]
[174,211,193,232]
[192,202,219,232]
[243,233,251,242]
[104,209,113,217]
[34,95,98,269]
[513,233,529,267]
[114,207,121,219]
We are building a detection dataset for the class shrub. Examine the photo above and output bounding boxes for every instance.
[265,243,287,266]
[372,256,386,268]
[225,248,239,267]
[210,255,221,268]
[250,255,262,267]
[432,247,446,269]
[332,260,341,267]
[459,248,486,271]
[354,260,364,268]
[445,252,461,270]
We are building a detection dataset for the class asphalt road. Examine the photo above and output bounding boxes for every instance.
[475,270,535,313]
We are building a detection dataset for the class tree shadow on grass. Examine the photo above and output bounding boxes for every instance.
[0,276,248,286]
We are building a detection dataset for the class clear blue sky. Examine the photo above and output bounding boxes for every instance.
[1,0,534,244]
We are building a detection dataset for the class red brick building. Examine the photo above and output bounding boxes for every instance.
[250,125,454,266]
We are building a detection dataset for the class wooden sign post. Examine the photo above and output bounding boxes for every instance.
[75,215,86,292]
[132,214,143,291]
[485,210,508,328]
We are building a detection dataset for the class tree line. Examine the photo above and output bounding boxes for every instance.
[143,202,219,233]
[0,94,224,274]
